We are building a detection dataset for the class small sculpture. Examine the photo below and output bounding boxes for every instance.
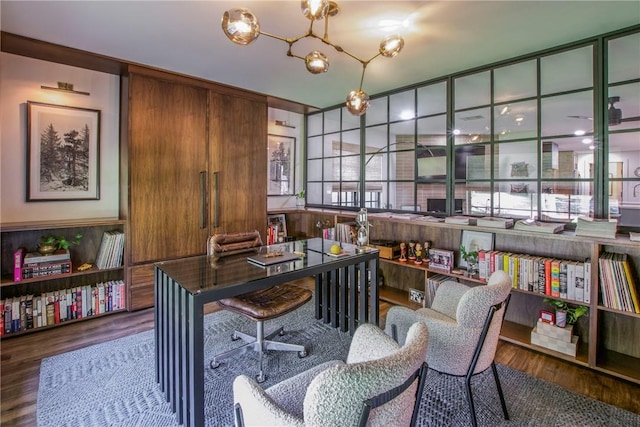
[408,240,416,260]
[414,242,423,265]
[399,242,407,262]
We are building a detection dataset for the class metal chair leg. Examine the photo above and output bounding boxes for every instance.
[491,362,509,420]
[464,373,478,427]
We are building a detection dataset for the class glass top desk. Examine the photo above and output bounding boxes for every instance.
[154,238,380,426]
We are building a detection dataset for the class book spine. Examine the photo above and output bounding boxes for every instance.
[545,259,552,296]
[0,300,4,336]
[583,261,591,304]
[559,261,568,299]
[13,248,26,282]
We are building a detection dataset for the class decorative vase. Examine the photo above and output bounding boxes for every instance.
[37,244,57,255]
[555,310,567,328]
[296,198,305,209]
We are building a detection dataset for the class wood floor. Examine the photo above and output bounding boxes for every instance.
[2,284,639,427]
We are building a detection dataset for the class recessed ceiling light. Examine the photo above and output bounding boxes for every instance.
[589,145,595,150]
[582,138,592,144]
[399,110,414,120]
[453,129,461,135]
[500,105,511,116]
[574,130,586,136]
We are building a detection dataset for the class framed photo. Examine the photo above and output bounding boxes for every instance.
[267,134,295,196]
[459,230,494,268]
[428,248,454,272]
[267,214,287,242]
[27,101,100,201]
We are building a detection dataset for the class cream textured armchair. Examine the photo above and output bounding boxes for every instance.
[385,270,512,427]
[233,322,429,427]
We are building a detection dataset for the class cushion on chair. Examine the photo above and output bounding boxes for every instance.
[218,284,312,321]
[207,230,262,257]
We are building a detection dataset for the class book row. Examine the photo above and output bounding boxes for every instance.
[598,252,639,313]
[0,280,126,335]
[476,250,592,303]
[95,230,125,269]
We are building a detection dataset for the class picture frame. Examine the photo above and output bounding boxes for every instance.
[428,248,454,272]
[459,230,494,268]
[267,134,295,196]
[267,214,287,243]
[27,101,100,201]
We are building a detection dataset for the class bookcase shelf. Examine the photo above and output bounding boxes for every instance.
[0,218,126,338]
[275,208,640,384]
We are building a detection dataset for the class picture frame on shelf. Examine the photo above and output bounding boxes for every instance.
[27,101,101,201]
[459,230,494,268]
[428,248,454,272]
[26,101,100,202]
[267,134,295,196]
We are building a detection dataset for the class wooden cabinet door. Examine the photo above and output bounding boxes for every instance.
[128,74,209,264]
[209,92,267,241]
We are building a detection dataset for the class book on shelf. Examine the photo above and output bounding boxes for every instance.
[477,217,514,229]
[95,230,125,269]
[444,215,477,225]
[630,232,640,242]
[598,252,639,313]
[514,219,565,234]
[23,249,70,265]
[575,216,617,239]
[13,248,26,282]
[21,261,72,280]
[412,215,445,223]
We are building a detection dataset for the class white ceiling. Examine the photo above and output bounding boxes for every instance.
[1,1,639,110]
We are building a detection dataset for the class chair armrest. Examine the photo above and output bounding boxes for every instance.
[431,281,470,319]
[233,375,304,427]
[347,323,400,364]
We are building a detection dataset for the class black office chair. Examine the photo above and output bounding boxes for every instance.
[207,231,312,383]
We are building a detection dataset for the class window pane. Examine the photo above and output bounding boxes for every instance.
[417,81,447,117]
[541,90,593,137]
[495,140,537,180]
[494,185,538,219]
[541,45,593,95]
[307,182,323,204]
[494,100,537,141]
[390,120,415,149]
[324,109,340,133]
[307,113,323,136]
[365,153,386,181]
[455,71,490,109]
[541,136,593,180]
[366,97,388,126]
[417,115,447,146]
[608,32,640,84]
[392,182,416,211]
[307,135,323,158]
[390,89,415,122]
[454,107,491,144]
[462,144,491,180]
[540,181,589,221]
[417,183,448,213]
[609,132,640,179]
[307,159,322,180]
[342,106,360,130]
[365,124,388,154]
[417,146,447,181]
[390,151,415,181]
[494,59,537,103]
[464,182,493,215]
[608,82,640,131]
[324,133,340,157]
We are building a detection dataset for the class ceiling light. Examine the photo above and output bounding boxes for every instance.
[500,105,511,116]
[452,129,461,135]
[221,1,405,116]
[582,138,592,144]
[41,81,90,96]
[514,114,524,125]
[574,130,586,136]
[399,110,414,120]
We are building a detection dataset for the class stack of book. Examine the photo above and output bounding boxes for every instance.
[477,217,514,229]
[514,219,565,234]
[95,230,125,269]
[598,252,639,313]
[14,249,72,281]
[575,216,617,239]
[444,215,477,225]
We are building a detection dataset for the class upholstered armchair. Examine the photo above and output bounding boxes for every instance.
[233,322,429,427]
[385,270,512,427]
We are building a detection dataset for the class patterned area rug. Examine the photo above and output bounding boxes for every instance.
[37,300,639,427]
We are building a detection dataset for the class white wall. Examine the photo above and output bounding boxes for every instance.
[1,53,120,222]
[266,108,305,211]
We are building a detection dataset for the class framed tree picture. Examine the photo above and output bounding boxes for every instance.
[267,134,295,196]
[27,101,101,201]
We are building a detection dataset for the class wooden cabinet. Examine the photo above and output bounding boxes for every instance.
[0,219,126,337]
[277,208,640,384]
[122,68,267,310]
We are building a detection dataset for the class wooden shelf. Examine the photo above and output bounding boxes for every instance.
[1,266,124,288]
[595,348,640,383]
[379,286,422,310]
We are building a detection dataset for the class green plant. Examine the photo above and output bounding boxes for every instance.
[544,298,588,325]
[40,233,83,250]
[459,244,478,264]
[295,189,306,199]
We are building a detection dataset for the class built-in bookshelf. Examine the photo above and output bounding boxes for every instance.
[272,208,640,385]
[0,218,126,338]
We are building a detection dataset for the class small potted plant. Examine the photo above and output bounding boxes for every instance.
[295,189,306,209]
[460,244,479,276]
[544,298,588,327]
[38,233,83,255]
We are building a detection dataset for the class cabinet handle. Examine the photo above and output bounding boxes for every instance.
[213,171,219,228]
[200,171,207,229]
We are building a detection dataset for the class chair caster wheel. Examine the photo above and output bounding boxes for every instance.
[210,360,220,369]
[256,373,267,383]
[298,348,308,358]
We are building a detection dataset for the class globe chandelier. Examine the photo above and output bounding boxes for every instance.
[221,0,405,116]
